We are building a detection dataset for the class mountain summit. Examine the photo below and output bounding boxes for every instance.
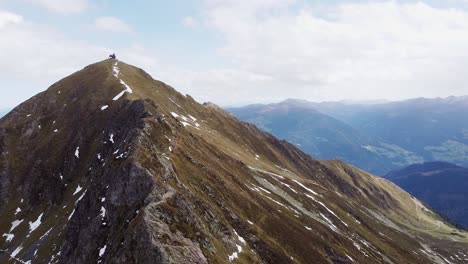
[1,60,467,263]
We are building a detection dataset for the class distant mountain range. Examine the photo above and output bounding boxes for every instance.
[386,161,468,229]
[228,97,468,175]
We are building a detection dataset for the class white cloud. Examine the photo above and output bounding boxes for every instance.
[3,1,468,108]
[0,10,168,108]
[0,11,23,27]
[0,9,110,106]
[27,0,89,14]
[182,16,199,28]
[175,0,468,105]
[95,16,132,33]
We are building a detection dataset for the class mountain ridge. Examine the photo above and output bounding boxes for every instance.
[229,97,468,175]
[227,102,418,175]
[1,60,468,263]
[385,161,468,229]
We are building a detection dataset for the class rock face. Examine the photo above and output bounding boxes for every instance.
[1,60,468,264]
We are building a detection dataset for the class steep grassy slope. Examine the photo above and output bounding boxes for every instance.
[386,162,468,229]
[1,60,468,264]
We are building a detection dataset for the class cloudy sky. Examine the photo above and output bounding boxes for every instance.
[1,0,468,108]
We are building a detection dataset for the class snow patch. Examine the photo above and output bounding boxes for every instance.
[75,147,80,158]
[10,220,23,232]
[119,79,133,93]
[68,208,75,220]
[189,115,197,121]
[112,61,134,97]
[2,233,14,242]
[228,243,243,262]
[99,245,107,257]
[112,90,126,101]
[77,190,87,202]
[228,252,238,262]
[73,185,83,195]
[233,230,246,245]
[11,246,23,257]
[100,206,106,218]
[29,213,44,233]
[320,213,339,233]
[248,166,285,179]
[113,62,119,77]
[101,105,109,110]
[293,179,318,195]
[281,182,298,194]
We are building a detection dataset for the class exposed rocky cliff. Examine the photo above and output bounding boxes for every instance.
[1,60,467,264]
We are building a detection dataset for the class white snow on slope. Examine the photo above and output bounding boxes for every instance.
[99,245,107,257]
[228,251,238,262]
[234,230,246,245]
[281,182,298,194]
[292,179,318,195]
[113,62,119,77]
[320,213,339,233]
[73,185,83,195]
[112,62,134,101]
[75,147,80,158]
[101,105,109,111]
[248,167,285,179]
[77,190,86,202]
[29,213,44,233]
[10,220,23,232]
[68,208,75,221]
[11,246,23,257]
[112,91,126,101]
[2,233,14,242]
[119,79,133,93]
[228,244,243,262]
[100,206,106,218]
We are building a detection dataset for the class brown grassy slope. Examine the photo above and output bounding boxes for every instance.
[0,59,467,264]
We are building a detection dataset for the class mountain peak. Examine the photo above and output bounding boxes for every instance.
[1,60,468,263]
